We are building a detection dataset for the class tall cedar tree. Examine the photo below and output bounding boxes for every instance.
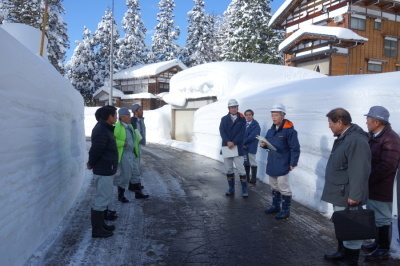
[65,27,97,106]
[116,0,149,69]
[151,0,180,62]
[219,0,282,64]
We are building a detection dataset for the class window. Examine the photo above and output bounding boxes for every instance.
[350,17,366,30]
[374,19,381,30]
[384,38,398,58]
[367,63,382,72]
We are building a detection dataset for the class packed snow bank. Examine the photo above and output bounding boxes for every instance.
[167,61,326,106]
[0,28,85,265]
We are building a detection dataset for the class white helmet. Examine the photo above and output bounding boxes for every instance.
[271,103,286,114]
[227,99,239,107]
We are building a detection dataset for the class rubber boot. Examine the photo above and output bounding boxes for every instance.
[276,195,291,219]
[248,166,257,184]
[244,165,250,182]
[118,186,129,203]
[104,207,118,221]
[361,227,378,252]
[240,175,248,198]
[265,190,281,214]
[102,210,116,231]
[133,183,149,199]
[225,173,235,196]
[91,209,113,238]
[365,225,391,261]
[324,240,345,261]
[129,182,144,191]
[339,247,359,266]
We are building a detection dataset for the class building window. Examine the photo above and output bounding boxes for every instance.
[350,17,366,30]
[384,38,398,58]
[374,19,381,30]
[367,63,382,72]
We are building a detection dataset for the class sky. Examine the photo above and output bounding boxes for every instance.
[61,0,285,62]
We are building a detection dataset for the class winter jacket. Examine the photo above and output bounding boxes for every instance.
[368,125,400,202]
[262,119,300,176]
[114,121,140,163]
[243,119,261,154]
[321,124,371,207]
[131,116,146,145]
[88,119,118,176]
[219,112,246,156]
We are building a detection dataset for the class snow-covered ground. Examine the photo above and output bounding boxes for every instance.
[85,62,400,258]
[0,26,86,265]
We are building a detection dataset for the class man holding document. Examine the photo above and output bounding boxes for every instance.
[219,99,248,197]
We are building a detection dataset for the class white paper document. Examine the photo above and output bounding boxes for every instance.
[256,135,277,151]
[221,145,239,158]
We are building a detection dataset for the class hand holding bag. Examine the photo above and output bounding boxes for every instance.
[331,204,376,241]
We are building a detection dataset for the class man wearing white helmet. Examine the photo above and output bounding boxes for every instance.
[219,99,248,197]
[261,103,300,219]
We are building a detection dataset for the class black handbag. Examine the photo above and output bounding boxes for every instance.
[331,204,376,241]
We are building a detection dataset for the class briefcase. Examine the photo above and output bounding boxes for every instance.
[331,204,376,241]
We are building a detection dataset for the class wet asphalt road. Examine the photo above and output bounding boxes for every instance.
[26,144,398,266]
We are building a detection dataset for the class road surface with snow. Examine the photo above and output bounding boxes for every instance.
[26,143,398,265]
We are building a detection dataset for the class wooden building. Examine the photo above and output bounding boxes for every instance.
[94,59,187,109]
[269,0,400,75]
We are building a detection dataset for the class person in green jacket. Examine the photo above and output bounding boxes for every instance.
[114,107,149,200]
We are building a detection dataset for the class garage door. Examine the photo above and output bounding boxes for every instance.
[174,109,195,142]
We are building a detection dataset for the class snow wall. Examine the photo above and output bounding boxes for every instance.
[0,27,86,265]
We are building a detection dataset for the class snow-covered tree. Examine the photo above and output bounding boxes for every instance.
[116,0,149,69]
[65,27,97,105]
[92,8,120,89]
[0,1,11,23]
[218,0,282,64]
[46,0,69,75]
[185,0,219,67]
[5,0,41,28]
[151,0,180,62]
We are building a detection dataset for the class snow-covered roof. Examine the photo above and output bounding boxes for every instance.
[121,93,157,100]
[278,25,368,52]
[268,0,294,28]
[93,86,125,98]
[113,59,187,80]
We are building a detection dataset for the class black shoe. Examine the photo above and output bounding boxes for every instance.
[102,219,115,231]
[118,186,130,203]
[324,241,345,261]
[365,248,390,261]
[135,191,149,199]
[104,209,118,220]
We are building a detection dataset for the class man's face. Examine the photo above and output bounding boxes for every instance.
[245,112,253,122]
[271,112,285,125]
[228,106,238,115]
[135,107,143,118]
[328,118,344,136]
[108,112,118,125]
[120,113,131,124]
[366,117,379,133]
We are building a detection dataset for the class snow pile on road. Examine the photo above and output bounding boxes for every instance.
[0,27,86,265]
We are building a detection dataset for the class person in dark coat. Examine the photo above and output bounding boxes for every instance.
[361,106,400,261]
[87,105,118,238]
[243,109,261,184]
[219,99,248,197]
[262,104,300,220]
[322,108,371,265]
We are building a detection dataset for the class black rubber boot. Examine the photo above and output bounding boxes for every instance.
[276,195,291,219]
[244,165,250,182]
[118,186,130,203]
[365,225,391,261]
[102,211,116,231]
[324,240,345,261]
[128,182,135,192]
[133,183,149,199]
[104,208,118,220]
[361,227,378,252]
[91,209,113,238]
[248,166,257,184]
[265,190,281,213]
[339,247,359,266]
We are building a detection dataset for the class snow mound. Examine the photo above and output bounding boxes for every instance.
[0,27,86,265]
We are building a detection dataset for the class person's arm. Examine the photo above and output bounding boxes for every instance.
[88,131,108,168]
[288,129,300,168]
[219,117,230,146]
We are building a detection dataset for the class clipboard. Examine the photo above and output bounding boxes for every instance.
[256,135,277,151]
[222,145,239,158]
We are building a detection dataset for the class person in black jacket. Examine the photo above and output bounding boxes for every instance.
[362,106,400,261]
[87,105,118,238]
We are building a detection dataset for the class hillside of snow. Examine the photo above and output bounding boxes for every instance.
[0,27,86,265]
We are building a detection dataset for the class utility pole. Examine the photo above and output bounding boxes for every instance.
[39,0,49,57]
[109,0,115,106]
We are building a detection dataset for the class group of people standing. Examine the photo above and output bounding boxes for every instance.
[87,104,149,238]
[219,99,400,265]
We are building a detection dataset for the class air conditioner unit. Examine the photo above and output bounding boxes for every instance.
[334,15,344,23]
